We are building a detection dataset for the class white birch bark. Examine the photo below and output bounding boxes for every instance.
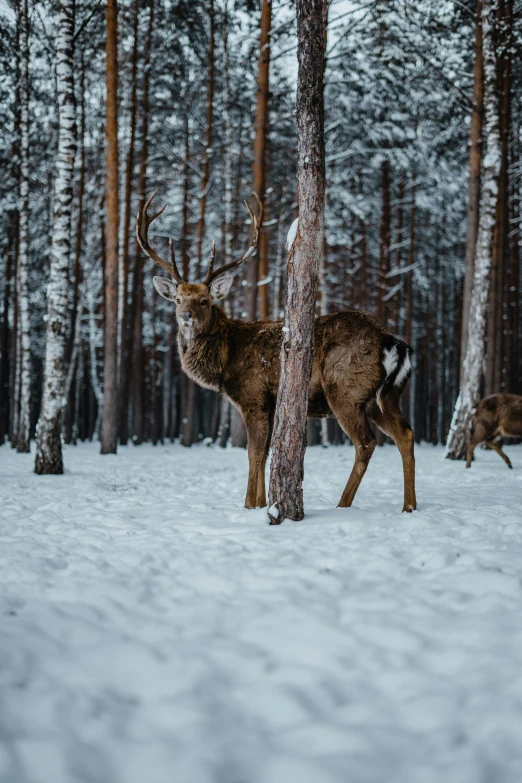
[445,0,501,460]
[17,0,31,453]
[35,0,77,473]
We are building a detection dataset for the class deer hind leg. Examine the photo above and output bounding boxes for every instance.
[327,399,376,508]
[244,414,270,508]
[466,422,487,468]
[369,396,416,512]
[486,439,513,469]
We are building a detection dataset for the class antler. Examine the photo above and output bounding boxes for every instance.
[136,191,184,284]
[203,193,264,287]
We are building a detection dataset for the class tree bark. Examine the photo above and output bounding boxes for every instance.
[445,0,501,460]
[119,0,140,446]
[131,0,154,446]
[100,0,120,454]
[193,0,215,278]
[485,0,512,395]
[64,50,85,445]
[268,0,325,524]
[246,0,272,321]
[378,159,391,324]
[17,0,31,453]
[460,0,484,374]
[35,0,77,474]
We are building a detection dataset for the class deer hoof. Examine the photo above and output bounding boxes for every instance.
[402,503,416,513]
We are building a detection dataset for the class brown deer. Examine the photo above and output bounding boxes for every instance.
[137,192,417,513]
[466,393,522,469]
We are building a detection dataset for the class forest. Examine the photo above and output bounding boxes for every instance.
[1,0,520,463]
[3,2,522,781]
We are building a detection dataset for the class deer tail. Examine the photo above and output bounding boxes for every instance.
[376,337,413,413]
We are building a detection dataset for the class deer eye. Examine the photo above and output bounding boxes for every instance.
[176,298,181,304]
[200,299,208,307]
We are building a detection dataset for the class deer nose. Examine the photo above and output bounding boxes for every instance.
[181,311,193,322]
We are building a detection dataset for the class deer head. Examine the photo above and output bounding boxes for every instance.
[136,191,263,342]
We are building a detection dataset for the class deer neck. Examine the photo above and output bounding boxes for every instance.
[178,306,231,392]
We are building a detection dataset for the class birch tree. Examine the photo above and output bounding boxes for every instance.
[35,0,77,474]
[445,0,501,461]
[16,0,31,453]
[268,0,325,524]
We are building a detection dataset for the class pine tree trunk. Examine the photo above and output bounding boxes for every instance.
[100,0,120,454]
[0,233,14,445]
[378,159,391,324]
[35,0,77,474]
[460,0,484,374]
[268,0,325,524]
[193,0,215,278]
[17,0,31,453]
[131,0,154,446]
[223,1,233,269]
[119,0,140,446]
[64,51,85,445]
[246,0,272,321]
[445,0,501,460]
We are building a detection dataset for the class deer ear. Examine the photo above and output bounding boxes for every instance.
[210,272,234,301]
[153,276,178,301]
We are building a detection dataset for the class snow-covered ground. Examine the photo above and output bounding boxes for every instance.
[1,440,522,783]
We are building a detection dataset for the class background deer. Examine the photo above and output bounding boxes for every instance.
[466,393,522,469]
[137,192,417,513]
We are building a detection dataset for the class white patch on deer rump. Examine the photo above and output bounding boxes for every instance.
[382,345,399,376]
[394,351,411,387]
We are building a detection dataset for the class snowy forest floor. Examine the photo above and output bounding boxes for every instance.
[1,441,522,783]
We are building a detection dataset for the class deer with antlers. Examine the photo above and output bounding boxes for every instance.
[137,192,417,513]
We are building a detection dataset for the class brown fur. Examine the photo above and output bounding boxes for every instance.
[466,393,522,469]
[162,282,417,513]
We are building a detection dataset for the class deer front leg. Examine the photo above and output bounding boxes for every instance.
[244,414,270,509]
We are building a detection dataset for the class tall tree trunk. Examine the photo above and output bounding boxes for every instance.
[377,159,391,324]
[0,236,14,445]
[100,0,120,454]
[445,0,501,460]
[404,183,416,425]
[119,0,140,446]
[223,0,233,269]
[485,0,512,395]
[17,0,31,453]
[246,0,272,321]
[268,0,325,524]
[193,0,215,278]
[131,0,154,446]
[64,50,85,445]
[181,113,191,279]
[35,0,77,474]
[460,0,484,374]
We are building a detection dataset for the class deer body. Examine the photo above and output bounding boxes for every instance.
[466,393,522,469]
[137,192,417,514]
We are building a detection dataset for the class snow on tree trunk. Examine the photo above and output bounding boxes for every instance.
[460,0,484,375]
[35,0,77,474]
[445,0,501,461]
[267,0,325,524]
[100,0,120,455]
[16,0,31,454]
